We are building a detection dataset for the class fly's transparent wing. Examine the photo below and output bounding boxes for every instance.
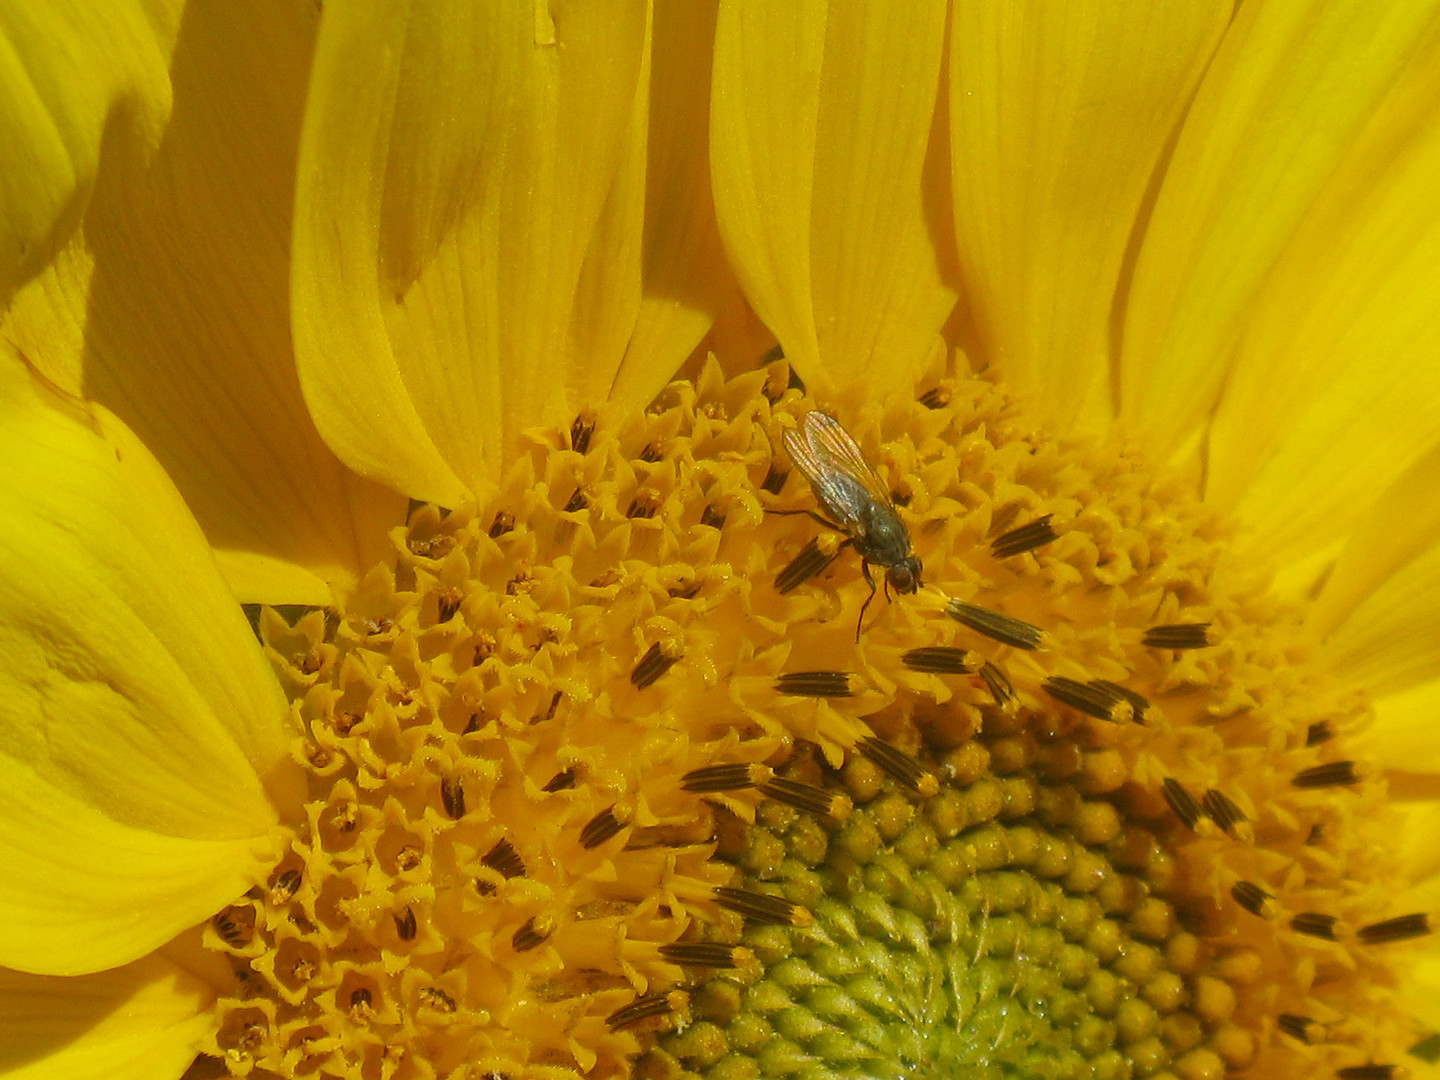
[782,411,895,534]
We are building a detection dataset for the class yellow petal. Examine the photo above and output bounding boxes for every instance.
[0,953,213,1079]
[3,3,405,605]
[0,1,176,306]
[1121,0,1440,459]
[293,0,649,503]
[0,365,290,974]
[949,0,1228,432]
[1201,28,1440,570]
[1310,440,1440,699]
[711,0,955,396]
[614,0,731,407]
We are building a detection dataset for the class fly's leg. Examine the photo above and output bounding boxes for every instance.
[855,561,879,642]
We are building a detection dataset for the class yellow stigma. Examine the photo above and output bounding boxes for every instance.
[199,359,1425,1080]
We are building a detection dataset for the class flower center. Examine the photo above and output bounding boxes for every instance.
[198,360,1425,1080]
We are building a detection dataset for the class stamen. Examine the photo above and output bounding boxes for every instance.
[1278,1014,1327,1045]
[268,868,301,906]
[606,991,684,1031]
[627,491,661,519]
[512,914,554,952]
[480,837,525,879]
[1336,1066,1402,1080]
[1307,719,1336,746]
[712,886,813,927]
[1290,913,1341,940]
[1088,679,1150,724]
[631,641,682,689]
[1292,761,1366,789]
[945,600,1046,650]
[213,905,255,948]
[562,488,589,513]
[857,736,939,796]
[917,384,951,410]
[542,767,578,792]
[488,510,515,538]
[761,465,789,494]
[440,776,466,819]
[394,907,417,941]
[418,987,456,1013]
[1201,789,1252,840]
[1161,778,1211,833]
[759,776,853,819]
[1141,622,1216,649]
[1230,881,1277,918]
[990,514,1058,558]
[657,942,749,968]
[978,661,1016,713]
[579,804,631,849]
[700,504,726,529]
[570,410,597,453]
[681,762,771,793]
[638,442,662,463]
[901,646,983,674]
[774,671,855,697]
[1357,913,1433,945]
[775,534,845,593]
[1041,677,1135,723]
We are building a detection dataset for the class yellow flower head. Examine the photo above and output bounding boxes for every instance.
[2,3,1439,1080]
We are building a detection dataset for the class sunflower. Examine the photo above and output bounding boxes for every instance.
[3,2,1439,1079]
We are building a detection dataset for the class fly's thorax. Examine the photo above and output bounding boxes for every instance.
[856,498,914,566]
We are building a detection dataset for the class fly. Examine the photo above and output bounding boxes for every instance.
[781,410,922,639]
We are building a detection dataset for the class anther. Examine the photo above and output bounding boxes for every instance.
[512,914,555,952]
[606,991,684,1031]
[945,600,1046,650]
[418,987,456,1013]
[979,661,1016,712]
[1306,719,1336,746]
[713,886,813,927]
[657,942,749,968]
[268,868,301,906]
[638,442,662,463]
[1201,789,1251,840]
[1041,677,1135,723]
[1161,778,1210,833]
[775,534,845,594]
[1292,761,1366,789]
[759,776,853,819]
[1357,913,1433,945]
[1230,881,1276,918]
[774,670,855,697]
[481,837,525,879]
[631,641,682,689]
[681,762,771,792]
[570,410,597,454]
[1089,680,1149,723]
[488,510,515,537]
[213,905,256,948]
[580,804,631,849]
[394,907,417,941]
[562,488,589,513]
[1337,1066,1402,1080]
[1278,1014,1327,1045]
[990,514,1059,558]
[761,465,789,494]
[1142,622,1217,649]
[543,767,578,792]
[918,384,952,410]
[626,491,661,519]
[440,776,466,819]
[700,504,726,529]
[857,736,939,796]
[1290,913,1341,940]
[901,646,983,674]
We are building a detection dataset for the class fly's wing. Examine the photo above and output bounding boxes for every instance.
[783,411,896,533]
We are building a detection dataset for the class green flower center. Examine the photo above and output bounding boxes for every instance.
[195,360,1425,1080]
